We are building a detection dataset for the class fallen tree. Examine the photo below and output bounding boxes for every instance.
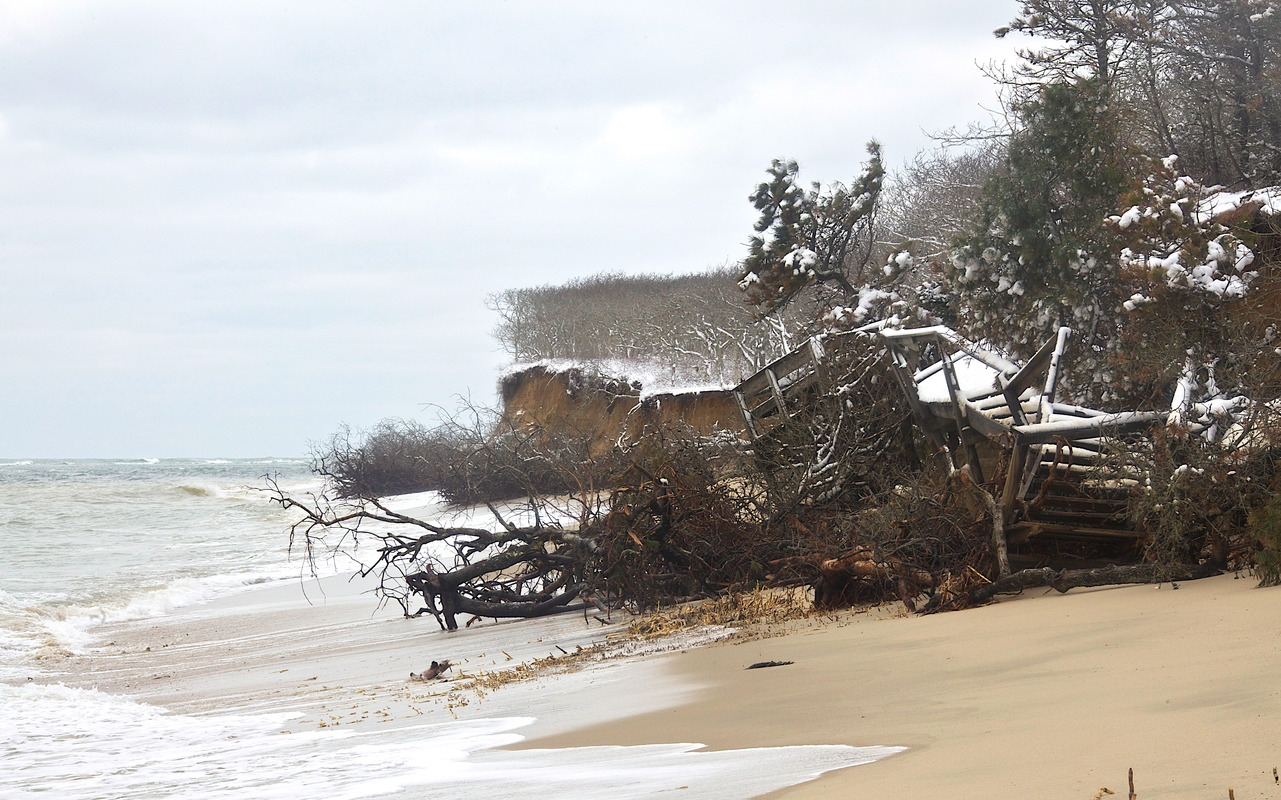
[960,562,1222,608]
[268,474,601,630]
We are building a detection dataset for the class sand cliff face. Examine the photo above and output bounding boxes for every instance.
[498,364,745,455]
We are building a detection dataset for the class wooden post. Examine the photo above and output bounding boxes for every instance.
[765,368,791,420]
[938,335,984,481]
[1000,435,1029,520]
[884,340,947,451]
[1039,326,1071,423]
[733,389,760,441]
[808,336,829,386]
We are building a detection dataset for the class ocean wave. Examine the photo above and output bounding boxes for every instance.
[74,571,294,627]
[0,460,33,467]
[1,569,298,674]
[0,689,896,800]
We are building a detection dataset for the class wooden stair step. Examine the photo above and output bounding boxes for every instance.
[1007,521,1149,546]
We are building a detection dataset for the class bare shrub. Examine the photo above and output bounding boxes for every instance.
[314,404,624,506]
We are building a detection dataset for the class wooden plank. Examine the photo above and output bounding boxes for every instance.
[881,325,1021,375]
[1028,508,1129,526]
[1013,411,1165,444]
[962,401,1015,441]
[971,392,1029,411]
[1004,333,1060,398]
[1001,437,1030,519]
[1029,461,1142,479]
[914,359,946,383]
[1007,521,1147,545]
[884,340,947,451]
[938,336,985,481]
[733,389,760,440]
[1050,402,1108,418]
[1030,442,1105,460]
[736,371,772,400]
[749,396,778,420]
[808,337,830,386]
[1002,331,1061,425]
[765,368,791,421]
[936,329,1023,376]
[1038,326,1071,422]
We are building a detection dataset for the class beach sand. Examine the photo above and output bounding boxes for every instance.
[532,572,1281,799]
[54,571,1281,798]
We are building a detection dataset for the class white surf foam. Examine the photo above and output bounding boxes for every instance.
[2,682,901,800]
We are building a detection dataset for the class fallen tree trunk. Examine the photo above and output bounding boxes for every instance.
[819,551,934,587]
[453,584,589,620]
[967,563,1220,605]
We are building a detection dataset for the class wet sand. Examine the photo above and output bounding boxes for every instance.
[54,570,700,738]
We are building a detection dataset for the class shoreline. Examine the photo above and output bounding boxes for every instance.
[41,567,1281,798]
[51,570,684,735]
[35,570,891,798]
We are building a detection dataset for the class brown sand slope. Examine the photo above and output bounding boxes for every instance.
[531,573,1281,799]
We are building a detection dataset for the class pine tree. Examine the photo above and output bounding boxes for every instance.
[950,78,1135,402]
[996,0,1133,86]
[738,143,885,315]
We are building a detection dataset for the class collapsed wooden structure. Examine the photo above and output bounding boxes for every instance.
[733,323,1171,560]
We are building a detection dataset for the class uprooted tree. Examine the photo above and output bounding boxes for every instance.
[269,341,1006,628]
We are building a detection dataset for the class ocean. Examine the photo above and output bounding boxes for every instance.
[0,458,896,799]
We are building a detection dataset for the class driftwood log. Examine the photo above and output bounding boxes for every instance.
[966,563,1220,605]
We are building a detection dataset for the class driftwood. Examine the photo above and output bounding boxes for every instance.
[967,563,1220,605]
[407,568,588,631]
[818,550,934,586]
[409,659,453,681]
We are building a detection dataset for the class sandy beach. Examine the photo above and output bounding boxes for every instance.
[51,570,1281,799]
[535,573,1281,799]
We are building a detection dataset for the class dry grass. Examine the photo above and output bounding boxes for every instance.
[626,587,814,639]
[423,589,817,713]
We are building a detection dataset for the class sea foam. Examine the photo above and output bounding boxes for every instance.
[1,682,899,800]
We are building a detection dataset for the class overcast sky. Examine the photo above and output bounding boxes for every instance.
[0,0,1022,458]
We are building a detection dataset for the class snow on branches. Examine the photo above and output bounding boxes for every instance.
[738,143,885,314]
[1109,154,1280,405]
[1109,155,1259,303]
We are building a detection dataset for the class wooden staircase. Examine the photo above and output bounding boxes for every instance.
[734,323,1167,562]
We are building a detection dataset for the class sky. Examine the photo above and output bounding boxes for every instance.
[0,0,1023,458]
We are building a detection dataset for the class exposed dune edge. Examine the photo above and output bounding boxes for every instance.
[526,573,1281,800]
[499,362,744,456]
